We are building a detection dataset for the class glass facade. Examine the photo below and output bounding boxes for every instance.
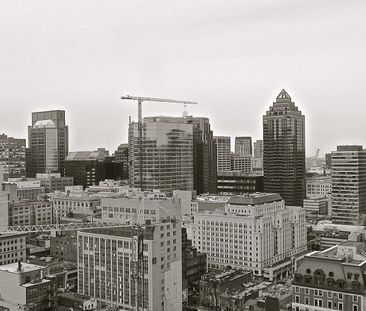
[263,90,305,206]
[129,117,193,193]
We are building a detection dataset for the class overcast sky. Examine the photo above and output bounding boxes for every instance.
[1,0,365,156]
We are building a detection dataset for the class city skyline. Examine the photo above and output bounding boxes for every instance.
[0,1,365,155]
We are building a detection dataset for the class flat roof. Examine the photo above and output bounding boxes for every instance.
[0,262,44,274]
[228,193,282,205]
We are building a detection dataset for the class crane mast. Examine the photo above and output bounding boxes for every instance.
[121,95,197,311]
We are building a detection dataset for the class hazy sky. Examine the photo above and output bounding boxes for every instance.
[1,0,365,156]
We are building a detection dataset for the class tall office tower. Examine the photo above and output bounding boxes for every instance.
[129,116,193,193]
[26,110,69,177]
[213,136,231,172]
[77,221,183,311]
[185,117,217,194]
[192,193,307,281]
[0,134,26,180]
[114,143,129,179]
[263,89,305,206]
[325,152,332,170]
[331,145,366,225]
[235,136,252,156]
[253,140,263,158]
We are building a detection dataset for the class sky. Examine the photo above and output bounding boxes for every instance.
[0,0,365,156]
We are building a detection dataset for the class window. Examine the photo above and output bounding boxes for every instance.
[295,296,299,303]
[305,297,309,305]
[339,293,343,300]
[353,305,358,311]
[339,302,343,310]
[328,301,332,309]
[327,291,332,298]
[295,286,299,293]
[353,296,358,302]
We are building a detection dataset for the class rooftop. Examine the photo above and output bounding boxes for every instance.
[0,262,44,274]
[228,193,283,206]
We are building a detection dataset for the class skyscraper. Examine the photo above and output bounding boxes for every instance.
[213,136,231,172]
[331,145,366,225]
[129,116,193,193]
[263,89,305,206]
[185,117,217,194]
[26,110,69,177]
[0,134,26,179]
[235,136,252,156]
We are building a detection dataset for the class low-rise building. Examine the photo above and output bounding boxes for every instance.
[8,199,53,226]
[32,173,74,193]
[49,187,100,223]
[57,292,97,311]
[0,233,27,266]
[50,231,78,263]
[292,241,366,311]
[303,196,329,221]
[0,262,56,311]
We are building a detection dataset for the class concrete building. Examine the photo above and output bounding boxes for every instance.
[8,200,53,226]
[331,145,366,225]
[77,220,183,310]
[0,262,56,311]
[253,140,263,158]
[192,193,307,280]
[235,136,252,156]
[50,231,78,263]
[57,292,97,311]
[0,189,9,227]
[303,196,329,221]
[216,172,264,195]
[26,110,69,178]
[214,136,231,172]
[232,154,252,174]
[4,180,45,201]
[0,233,27,266]
[292,241,366,311]
[306,175,331,198]
[263,89,305,206]
[49,187,100,223]
[0,134,26,180]
[32,173,74,193]
[129,116,193,193]
[65,149,124,189]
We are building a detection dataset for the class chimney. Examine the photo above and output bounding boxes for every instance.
[17,260,22,272]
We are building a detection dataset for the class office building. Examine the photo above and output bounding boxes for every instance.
[235,136,252,156]
[129,116,193,193]
[303,196,329,221]
[216,172,264,195]
[49,186,100,222]
[232,154,252,174]
[32,173,74,192]
[77,220,183,310]
[26,110,69,177]
[253,140,263,158]
[292,241,366,311]
[50,231,77,263]
[0,233,27,265]
[3,180,45,201]
[65,149,124,188]
[0,262,56,311]
[263,89,305,206]
[8,200,53,226]
[325,153,332,170]
[192,193,307,280]
[114,143,129,179]
[214,136,231,172]
[331,145,366,225]
[0,134,26,180]
[306,175,331,198]
[185,117,217,194]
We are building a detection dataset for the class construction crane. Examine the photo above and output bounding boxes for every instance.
[121,95,197,189]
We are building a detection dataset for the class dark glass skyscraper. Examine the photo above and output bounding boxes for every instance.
[186,117,217,194]
[26,110,69,177]
[263,90,305,206]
